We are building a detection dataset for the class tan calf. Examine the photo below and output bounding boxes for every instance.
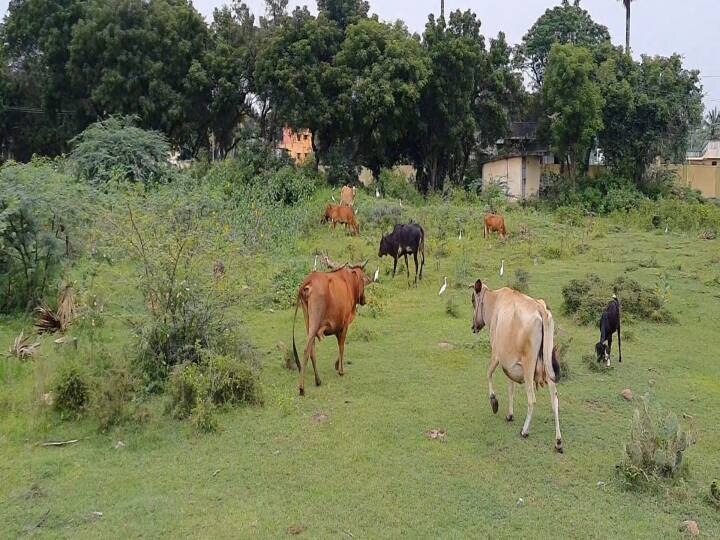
[471,280,563,452]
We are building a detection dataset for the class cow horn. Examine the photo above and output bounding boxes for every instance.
[361,259,368,270]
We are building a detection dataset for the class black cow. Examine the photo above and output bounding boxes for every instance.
[378,223,425,283]
[596,296,622,366]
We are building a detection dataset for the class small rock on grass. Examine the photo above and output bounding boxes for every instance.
[621,389,633,401]
[424,429,448,442]
[679,520,700,537]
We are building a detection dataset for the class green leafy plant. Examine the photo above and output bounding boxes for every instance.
[53,362,90,417]
[617,396,695,489]
[70,116,173,186]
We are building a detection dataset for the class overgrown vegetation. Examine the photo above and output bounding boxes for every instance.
[617,396,695,490]
[562,274,674,324]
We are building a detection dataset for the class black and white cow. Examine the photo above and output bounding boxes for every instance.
[596,296,622,366]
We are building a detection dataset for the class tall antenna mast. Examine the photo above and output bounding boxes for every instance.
[440,0,445,20]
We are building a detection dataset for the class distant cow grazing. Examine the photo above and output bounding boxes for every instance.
[322,204,360,236]
[292,262,371,396]
[596,296,622,366]
[470,279,563,452]
[340,185,356,206]
[484,214,507,240]
[378,223,425,283]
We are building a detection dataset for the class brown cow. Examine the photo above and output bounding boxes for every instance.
[340,185,356,207]
[322,204,360,236]
[292,262,371,396]
[484,214,507,240]
[470,279,563,452]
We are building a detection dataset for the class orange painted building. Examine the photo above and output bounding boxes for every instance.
[278,127,313,164]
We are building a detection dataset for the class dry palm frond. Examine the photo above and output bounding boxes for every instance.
[57,284,77,331]
[35,306,62,334]
[8,331,40,360]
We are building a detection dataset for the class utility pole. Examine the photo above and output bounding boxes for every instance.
[440,0,444,19]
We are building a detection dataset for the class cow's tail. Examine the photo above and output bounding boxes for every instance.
[616,297,622,363]
[291,293,302,372]
[540,306,558,384]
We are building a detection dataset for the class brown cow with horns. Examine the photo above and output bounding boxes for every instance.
[292,260,371,396]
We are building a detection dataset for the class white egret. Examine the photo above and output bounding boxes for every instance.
[664,224,669,234]
[375,186,380,198]
[438,276,448,296]
[458,230,463,240]
[331,194,336,202]
[500,259,505,277]
[313,255,318,271]
[373,268,380,282]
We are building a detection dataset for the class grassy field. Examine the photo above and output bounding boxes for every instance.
[2,196,720,538]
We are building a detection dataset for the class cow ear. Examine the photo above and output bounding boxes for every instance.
[474,279,483,293]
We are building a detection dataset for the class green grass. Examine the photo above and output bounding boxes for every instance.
[2,201,720,538]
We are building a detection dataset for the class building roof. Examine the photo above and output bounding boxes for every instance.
[508,122,538,140]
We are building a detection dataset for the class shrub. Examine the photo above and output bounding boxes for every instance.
[510,269,530,294]
[91,364,137,431]
[206,354,263,407]
[70,116,172,186]
[478,179,508,213]
[617,396,695,489]
[366,202,406,231]
[168,353,262,423]
[268,263,310,309]
[53,362,90,416]
[379,168,422,204]
[562,274,674,324]
[191,398,219,433]
[0,162,87,313]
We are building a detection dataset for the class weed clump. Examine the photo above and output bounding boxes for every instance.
[91,364,137,431]
[562,274,674,325]
[617,396,695,490]
[168,353,262,425]
[583,353,613,372]
[510,269,530,294]
[53,362,90,416]
[445,296,460,318]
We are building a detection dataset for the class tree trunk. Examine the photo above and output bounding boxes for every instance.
[311,133,320,172]
[625,2,631,55]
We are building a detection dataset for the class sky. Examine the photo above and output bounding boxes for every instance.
[1,0,718,111]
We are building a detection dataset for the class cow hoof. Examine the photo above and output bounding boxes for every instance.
[299,388,305,396]
[338,371,344,377]
[315,379,322,387]
[506,414,514,422]
[490,395,499,414]
[555,439,564,453]
[520,430,529,439]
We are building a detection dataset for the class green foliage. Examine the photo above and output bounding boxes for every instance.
[562,274,674,325]
[53,361,90,416]
[0,161,87,313]
[70,117,172,186]
[540,171,646,215]
[510,269,530,294]
[366,202,407,232]
[90,363,137,431]
[268,263,310,309]
[379,169,422,205]
[617,396,695,489]
[192,398,219,433]
[583,353,613,373]
[168,353,262,423]
[517,1,611,88]
[445,296,460,318]
[543,44,604,178]
[598,52,703,184]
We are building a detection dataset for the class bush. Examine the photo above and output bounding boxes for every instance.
[168,353,262,422]
[191,398,219,433]
[562,274,674,324]
[379,168,422,205]
[70,116,173,186]
[53,362,90,416]
[91,364,137,431]
[510,269,530,294]
[324,143,360,187]
[0,162,87,313]
[267,263,311,309]
[366,202,406,231]
[617,396,695,489]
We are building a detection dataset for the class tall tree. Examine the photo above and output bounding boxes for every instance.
[597,52,702,185]
[704,107,720,140]
[337,19,430,184]
[207,2,258,157]
[66,0,211,152]
[412,10,520,192]
[517,1,610,88]
[619,0,636,54]
[543,44,604,179]
[317,0,369,32]
[254,9,351,167]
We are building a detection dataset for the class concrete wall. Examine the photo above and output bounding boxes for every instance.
[482,156,542,200]
[669,164,720,199]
